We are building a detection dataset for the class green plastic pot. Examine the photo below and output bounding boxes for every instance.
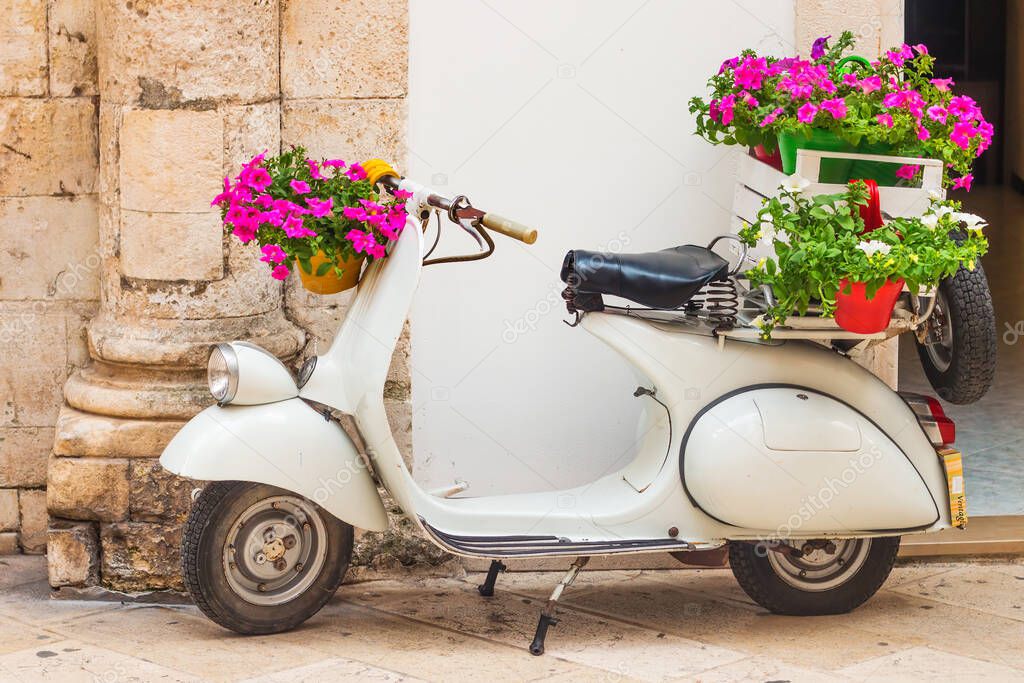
[777,129,909,186]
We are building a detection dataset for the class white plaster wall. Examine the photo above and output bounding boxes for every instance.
[408,0,796,495]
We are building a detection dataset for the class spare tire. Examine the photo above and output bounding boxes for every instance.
[915,258,996,405]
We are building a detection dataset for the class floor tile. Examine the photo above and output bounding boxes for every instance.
[837,645,1023,682]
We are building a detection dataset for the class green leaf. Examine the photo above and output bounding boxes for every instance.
[315,261,333,276]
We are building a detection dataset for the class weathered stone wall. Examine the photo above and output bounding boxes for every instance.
[0,0,99,555]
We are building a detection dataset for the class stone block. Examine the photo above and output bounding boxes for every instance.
[49,0,98,96]
[0,98,98,196]
[53,408,184,458]
[282,98,406,168]
[119,108,223,213]
[119,210,224,281]
[97,0,278,105]
[0,366,68,428]
[0,489,19,532]
[100,521,184,592]
[0,196,101,301]
[282,0,407,99]
[0,532,18,554]
[47,456,129,522]
[129,459,195,523]
[222,101,280,176]
[18,489,47,553]
[0,0,47,96]
[48,521,100,586]
[0,427,51,487]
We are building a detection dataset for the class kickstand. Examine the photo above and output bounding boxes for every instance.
[477,559,507,597]
[529,556,590,656]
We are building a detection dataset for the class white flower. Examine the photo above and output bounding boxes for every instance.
[928,189,945,201]
[857,240,892,257]
[952,212,988,232]
[781,174,811,192]
[934,204,955,218]
[920,213,940,230]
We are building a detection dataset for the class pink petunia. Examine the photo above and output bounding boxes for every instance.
[820,97,847,120]
[306,159,327,180]
[841,73,859,87]
[877,113,894,128]
[271,264,291,280]
[346,228,376,255]
[950,121,977,149]
[931,78,955,92]
[926,106,948,124]
[739,91,759,108]
[951,174,974,192]
[949,95,981,121]
[860,76,882,94]
[393,189,414,200]
[239,166,272,192]
[917,126,931,141]
[254,193,274,209]
[260,244,288,264]
[290,179,311,194]
[733,57,767,90]
[306,196,333,218]
[895,164,918,180]
[345,163,368,182]
[233,224,257,243]
[759,107,784,128]
[323,159,346,169]
[211,177,234,206]
[912,43,929,55]
[719,94,737,125]
[882,91,905,109]
[797,102,818,124]
[283,213,317,239]
[343,205,368,222]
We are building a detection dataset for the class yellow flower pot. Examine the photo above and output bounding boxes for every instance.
[296,250,364,295]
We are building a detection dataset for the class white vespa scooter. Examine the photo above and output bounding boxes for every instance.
[161,161,962,655]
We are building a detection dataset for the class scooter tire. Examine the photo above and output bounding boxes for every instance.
[182,481,353,635]
[728,537,900,616]
[914,243,996,405]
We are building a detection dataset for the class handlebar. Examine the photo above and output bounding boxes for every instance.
[374,168,538,245]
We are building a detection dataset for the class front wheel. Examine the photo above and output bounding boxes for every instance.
[182,481,353,635]
[729,537,900,615]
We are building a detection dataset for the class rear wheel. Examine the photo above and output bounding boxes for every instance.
[182,481,353,635]
[729,537,900,615]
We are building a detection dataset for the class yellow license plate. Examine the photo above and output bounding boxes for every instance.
[939,448,967,529]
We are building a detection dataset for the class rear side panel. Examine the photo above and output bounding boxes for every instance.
[682,387,939,533]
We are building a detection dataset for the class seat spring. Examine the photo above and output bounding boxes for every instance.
[699,278,738,329]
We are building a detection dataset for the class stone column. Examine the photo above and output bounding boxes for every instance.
[47,0,304,592]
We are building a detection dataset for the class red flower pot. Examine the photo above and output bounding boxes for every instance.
[855,178,884,233]
[835,278,905,334]
[752,145,783,171]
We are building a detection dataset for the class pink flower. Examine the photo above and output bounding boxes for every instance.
[877,113,894,128]
[927,106,948,124]
[283,213,317,239]
[733,57,767,90]
[949,95,981,121]
[271,264,290,280]
[232,223,257,243]
[343,205,367,221]
[306,196,333,218]
[254,193,274,209]
[290,179,311,194]
[346,228,379,255]
[931,78,955,92]
[759,107,784,128]
[819,78,837,95]
[811,35,831,61]
[895,164,918,180]
[708,98,722,123]
[260,244,287,264]
[841,73,859,87]
[913,43,929,55]
[212,177,234,206]
[306,159,327,180]
[820,97,847,120]
[393,189,413,200]
[323,159,346,169]
[367,241,386,259]
[239,166,272,191]
[917,126,931,141]
[273,199,307,215]
[951,174,974,191]
[882,91,905,108]
[345,163,367,182]
[739,91,759,108]
[950,121,977,149]
[860,76,882,94]
[797,102,818,124]
[886,44,914,67]
[225,203,251,226]
[258,209,284,227]
[719,94,736,125]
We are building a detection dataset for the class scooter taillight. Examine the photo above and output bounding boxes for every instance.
[900,392,955,447]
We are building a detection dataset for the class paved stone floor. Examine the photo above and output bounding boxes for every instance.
[1,556,1023,682]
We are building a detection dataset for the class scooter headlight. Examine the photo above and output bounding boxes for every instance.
[208,343,239,404]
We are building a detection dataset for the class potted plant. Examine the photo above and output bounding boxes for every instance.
[738,180,988,336]
[212,147,410,294]
[691,32,994,189]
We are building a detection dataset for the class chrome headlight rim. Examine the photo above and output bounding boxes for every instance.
[208,343,239,404]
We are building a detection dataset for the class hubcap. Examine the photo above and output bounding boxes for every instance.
[223,495,328,606]
[924,290,954,373]
[767,539,871,592]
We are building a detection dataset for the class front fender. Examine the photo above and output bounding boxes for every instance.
[159,398,388,532]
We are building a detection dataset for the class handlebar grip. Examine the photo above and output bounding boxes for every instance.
[481,213,538,245]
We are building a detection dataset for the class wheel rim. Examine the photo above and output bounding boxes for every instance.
[767,539,871,592]
[924,290,954,373]
[222,495,328,606]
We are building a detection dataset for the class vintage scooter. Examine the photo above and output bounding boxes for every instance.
[160,160,964,655]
